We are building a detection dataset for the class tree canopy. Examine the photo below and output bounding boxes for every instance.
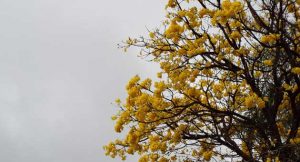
[104,0,300,161]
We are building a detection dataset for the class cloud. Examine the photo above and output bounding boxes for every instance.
[0,0,163,161]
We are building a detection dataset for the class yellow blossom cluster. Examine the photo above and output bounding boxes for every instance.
[165,20,184,42]
[105,0,300,161]
[211,0,243,25]
[291,67,300,74]
[260,34,280,44]
[244,93,265,109]
[263,59,273,66]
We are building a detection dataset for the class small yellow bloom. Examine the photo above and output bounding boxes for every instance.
[115,98,121,104]
[260,34,279,44]
[245,96,255,108]
[254,71,262,78]
[291,67,300,74]
[230,31,241,40]
[157,72,162,78]
[203,150,213,161]
[149,32,155,38]
[263,60,273,66]
[257,98,265,109]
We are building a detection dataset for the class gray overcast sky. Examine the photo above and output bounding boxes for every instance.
[0,0,164,161]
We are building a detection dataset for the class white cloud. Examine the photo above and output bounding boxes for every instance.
[0,0,164,161]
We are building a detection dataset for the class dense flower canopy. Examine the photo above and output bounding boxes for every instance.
[105,0,300,161]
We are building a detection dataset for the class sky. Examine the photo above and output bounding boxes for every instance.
[0,0,164,161]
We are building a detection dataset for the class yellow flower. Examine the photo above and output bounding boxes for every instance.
[245,96,255,108]
[140,78,152,88]
[149,32,155,38]
[203,150,213,161]
[157,72,162,78]
[283,83,292,91]
[263,60,273,66]
[127,75,140,90]
[114,121,123,133]
[291,137,300,144]
[139,155,149,162]
[260,34,279,44]
[241,142,249,155]
[165,20,184,40]
[257,98,266,109]
[254,71,262,78]
[158,157,168,162]
[111,115,117,120]
[230,31,241,40]
[115,98,121,105]
[178,10,186,17]
[291,67,300,74]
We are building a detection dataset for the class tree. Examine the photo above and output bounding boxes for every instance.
[104,0,300,161]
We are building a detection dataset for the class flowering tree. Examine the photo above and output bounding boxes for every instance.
[104,0,300,161]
